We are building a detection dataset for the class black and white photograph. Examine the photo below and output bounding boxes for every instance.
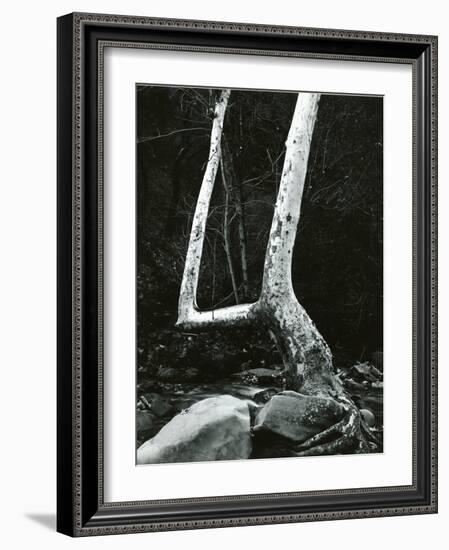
[135,85,384,464]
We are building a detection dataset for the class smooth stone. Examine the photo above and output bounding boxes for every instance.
[360,408,376,427]
[253,391,344,444]
[137,395,252,464]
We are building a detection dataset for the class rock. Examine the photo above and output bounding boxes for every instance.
[253,391,344,444]
[272,364,286,372]
[253,388,278,404]
[223,384,277,404]
[137,395,252,464]
[355,394,383,423]
[136,410,157,442]
[360,408,376,427]
[232,368,283,385]
[344,378,366,393]
[239,360,253,371]
[350,362,382,383]
[143,392,174,418]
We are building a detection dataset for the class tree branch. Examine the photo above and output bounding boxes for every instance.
[137,127,207,144]
[177,90,232,327]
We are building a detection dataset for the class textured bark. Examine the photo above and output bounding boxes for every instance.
[259,93,336,397]
[178,90,233,327]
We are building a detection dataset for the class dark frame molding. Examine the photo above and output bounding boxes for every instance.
[57,12,438,537]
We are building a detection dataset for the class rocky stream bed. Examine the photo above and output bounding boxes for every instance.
[136,362,383,463]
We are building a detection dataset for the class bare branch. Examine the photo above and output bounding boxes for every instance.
[137,127,207,144]
[177,90,232,327]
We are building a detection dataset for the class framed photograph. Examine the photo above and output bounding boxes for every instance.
[57,12,438,536]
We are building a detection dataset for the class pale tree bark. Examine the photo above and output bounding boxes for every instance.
[177,89,258,330]
[177,91,371,455]
[259,93,335,398]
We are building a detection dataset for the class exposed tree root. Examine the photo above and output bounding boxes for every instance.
[292,397,370,456]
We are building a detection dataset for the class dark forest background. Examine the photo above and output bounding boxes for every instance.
[136,86,383,443]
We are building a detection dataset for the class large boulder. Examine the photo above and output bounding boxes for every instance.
[137,395,252,464]
[253,391,345,444]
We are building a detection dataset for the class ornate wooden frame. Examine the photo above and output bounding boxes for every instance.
[57,12,438,536]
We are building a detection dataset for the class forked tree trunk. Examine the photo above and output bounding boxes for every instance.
[177,91,330,389]
[177,90,371,455]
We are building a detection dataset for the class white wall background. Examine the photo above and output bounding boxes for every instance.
[0,0,446,547]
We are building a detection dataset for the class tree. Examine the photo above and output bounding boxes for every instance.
[220,138,249,300]
[177,89,372,455]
